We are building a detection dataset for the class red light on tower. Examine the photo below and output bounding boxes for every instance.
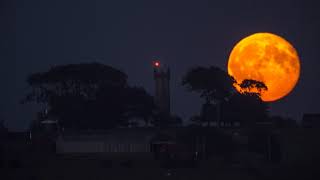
[153,60,160,68]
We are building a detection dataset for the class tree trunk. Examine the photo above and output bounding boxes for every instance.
[216,101,221,128]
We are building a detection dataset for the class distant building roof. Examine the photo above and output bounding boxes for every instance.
[57,127,192,144]
[41,120,58,124]
[302,113,320,127]
[58,128,157,144]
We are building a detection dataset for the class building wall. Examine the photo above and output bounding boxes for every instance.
[56,141,104,153]
[278,128,320,164]
[56,140,151,153]
[154,69,170,115]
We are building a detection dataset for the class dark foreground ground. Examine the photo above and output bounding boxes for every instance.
[2,128,320,179]
[3,168,259,180]
[2,165,319,180]
[1,152,320,180]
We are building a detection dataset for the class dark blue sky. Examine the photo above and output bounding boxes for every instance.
[1,0,320,130]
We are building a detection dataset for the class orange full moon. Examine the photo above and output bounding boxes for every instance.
[227,32,300,102]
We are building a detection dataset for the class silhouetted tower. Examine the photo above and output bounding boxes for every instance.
[153,60,171,116]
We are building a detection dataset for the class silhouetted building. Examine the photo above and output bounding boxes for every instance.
[153,60,170,116]
[56,128,154,153]
[54,128,205,164]
[302,113,320,128]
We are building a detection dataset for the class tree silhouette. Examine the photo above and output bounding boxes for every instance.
[182,66,235,127]
[182,66,235,104]
[182,65,269,127]
[23,63,128,103]
[22,63,155,130]
[123,86,156,127]
[222,92,269,126]
[222,79,269,126]
[239,79,268,96]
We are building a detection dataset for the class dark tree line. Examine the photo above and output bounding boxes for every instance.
[22,63,175,130]
[23,62,296,131]
[182,66,270,127]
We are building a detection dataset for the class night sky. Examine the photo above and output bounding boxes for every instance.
[1,0,320,130]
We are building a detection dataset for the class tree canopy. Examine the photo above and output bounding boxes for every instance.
[223,79,270,126]
[122,86,156,127]
[23,63,156,130]
[182,66,235,104]
[182,65,269,126]
[222,92,269,126]
[239,79,268,96]
[23,63,128,104]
